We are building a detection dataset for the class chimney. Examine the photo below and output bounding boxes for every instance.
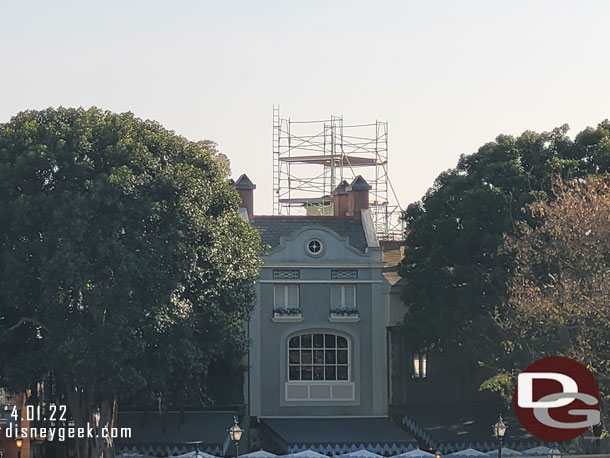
[332,180,350,217]
[347,175,370,217]
[232,174,256,219]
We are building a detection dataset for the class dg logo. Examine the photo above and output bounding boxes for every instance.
[514,356,601,442]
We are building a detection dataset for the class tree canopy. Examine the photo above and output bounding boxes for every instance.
[399,121,610,366]
[495,176,610,430]
[0,107,262,457]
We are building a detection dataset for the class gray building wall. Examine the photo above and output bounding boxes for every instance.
[249,223,387,417]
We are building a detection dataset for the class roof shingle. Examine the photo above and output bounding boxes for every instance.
[251,216,368,252]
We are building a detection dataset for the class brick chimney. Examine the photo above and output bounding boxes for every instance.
[232,174,256,219]
[332,180,350,217]
[347,175,370,217]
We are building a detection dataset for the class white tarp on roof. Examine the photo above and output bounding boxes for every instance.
[279,451,328,458]
[520,446,552,456]
[241,451,277,458]
[171,452,219,458]
[445,448,487,458]
[395,449,436,458]
[486,447,522,456]
[339,450,384,458]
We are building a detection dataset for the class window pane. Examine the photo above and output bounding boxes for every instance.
[331,285,341,307]
[313,334,324,348]
[301,350,312,364]
[287,332,350,383]
[301,334,312,348]
[314,350,324,364]
[313,366,324,380]
[302,366,312,380]
[289,366,300,380]
[344,285,355,307]
[422,354,427,378]
[288,285,299,306]
[413,354,420,378]
[289,336,300,348]
[274,285,286,307]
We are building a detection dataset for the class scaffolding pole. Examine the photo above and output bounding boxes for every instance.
[272,106,403,239]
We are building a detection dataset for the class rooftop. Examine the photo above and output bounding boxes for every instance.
[251,215,368,252]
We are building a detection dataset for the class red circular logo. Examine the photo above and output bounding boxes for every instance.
[513,356,600,442]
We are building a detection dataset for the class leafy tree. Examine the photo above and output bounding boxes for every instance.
[0,108,262,458]
[496,176,610,432]
[399,121,610,371]
[196,140,231,178]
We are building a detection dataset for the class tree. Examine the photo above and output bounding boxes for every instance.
[398,121,610,369]
[495,176,610,430]
[0,108,262,458]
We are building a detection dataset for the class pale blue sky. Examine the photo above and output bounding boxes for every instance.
[2,1,610,214]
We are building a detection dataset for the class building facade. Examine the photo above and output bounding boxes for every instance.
[233,175,415,455]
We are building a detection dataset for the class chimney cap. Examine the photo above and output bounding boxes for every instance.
[233,174,256,190]
[347,175,370,191]
[332,180,350,195]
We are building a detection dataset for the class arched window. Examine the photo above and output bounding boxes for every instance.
[288,332,350,381]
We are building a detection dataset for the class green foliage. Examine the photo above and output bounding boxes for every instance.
[399,121,610,371]
[0,107,262,408]
[478,372,515,402]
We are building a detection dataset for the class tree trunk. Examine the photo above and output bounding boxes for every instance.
[65,381,118,458]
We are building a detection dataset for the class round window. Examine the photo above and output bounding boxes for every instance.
[307,239,323,255]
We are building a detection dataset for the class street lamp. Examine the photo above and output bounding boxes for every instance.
[228,417,244,458]
[492,414,507,458]
[15,438,23,458]
[547,444,561,458]
[435,451,442,458]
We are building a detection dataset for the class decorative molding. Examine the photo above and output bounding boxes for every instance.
[273,269,300,279]
[331,269,358,279]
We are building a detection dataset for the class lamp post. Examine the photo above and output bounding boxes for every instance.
[435,451,442,458]
[15,438,23,458]
[492,414,507,458]
[228,417,244,458]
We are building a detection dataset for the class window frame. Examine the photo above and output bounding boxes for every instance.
[412,353,427,379]
[330,284,357,309]
[273,284,300,309]
[287,331,351,382]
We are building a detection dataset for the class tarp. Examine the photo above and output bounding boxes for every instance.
[241,451,277,458]
[263,417,417,455]
[277,450,328,458]
[395,449,436,458]
[444,448,488,457]
[485,447,522,456]
[338,450,384,458]
[171,452,219,458]
[520,446,552,456]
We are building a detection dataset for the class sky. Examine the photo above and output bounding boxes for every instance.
[2,0,610,215]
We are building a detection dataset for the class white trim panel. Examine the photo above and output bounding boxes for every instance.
[285,382,355,401]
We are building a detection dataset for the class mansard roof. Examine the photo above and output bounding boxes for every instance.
[251,216,368,252]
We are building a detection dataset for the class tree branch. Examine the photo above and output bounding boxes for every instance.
[8,317,50,333]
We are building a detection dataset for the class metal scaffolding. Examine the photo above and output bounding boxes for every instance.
[272,106,403,239]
